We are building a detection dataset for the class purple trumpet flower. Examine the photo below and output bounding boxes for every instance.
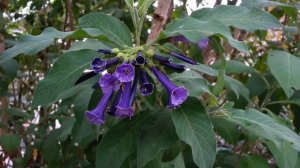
[169,51,198,65]
[139,69,154,96]
[99,73,120,94]
[153,54,173,63]
[198,38,209,49]
[85,91,113,125]
[115,82,134,118]
[135,51,146,65]
[151,67,188,107]
[98,49,112,54]
[160,62,186,73]
[114,63,135,82]
[91,57,120,73]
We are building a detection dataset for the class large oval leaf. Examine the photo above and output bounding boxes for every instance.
[172,97,216,168]
[220,108,300,151]
[79,13,132,47]
[0,27,73,64]
[191,5,281,31]
[32,50,98,107]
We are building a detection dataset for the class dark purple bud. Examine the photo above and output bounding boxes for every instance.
[198,38,209,49]
[153,54,173,63]
[115,82,134,118]
[99,73,120,94]
[160,62,186,73]
[135,51,146,65]
[98,49,112,54]
[169,51,198,65]
[114,63,135,82]
[151,67,188,107]
[91,57,119,73]
[85,91,113,125]
[139,69,154,96]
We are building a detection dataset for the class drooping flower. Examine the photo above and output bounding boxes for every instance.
[139,69,154,96]
[169,51,198,65]
[85,91,113,125]
[160,62,186,73]
[91,57,120,73]
[151,67,188,107]
[114,63,135,82]
[153,54,173,63]
[135,51,146,65]
[115,82,134,118]
[198,38,209,49]
[99,73,120,94]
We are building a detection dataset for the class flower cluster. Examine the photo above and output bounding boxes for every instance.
[85,47,198,125]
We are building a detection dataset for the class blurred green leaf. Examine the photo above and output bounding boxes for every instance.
[266,141,298,168]
[164,17,248,52]
[239,155,269,168]
[0,133,21,152]
[172,97,216,168]
[268,50,300,98]
[213,60,255,74]
[191,5,281,31]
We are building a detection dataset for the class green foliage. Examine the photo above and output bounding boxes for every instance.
[1,0,300,167]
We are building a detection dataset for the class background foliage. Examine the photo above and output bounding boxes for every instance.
[1,0,300,167]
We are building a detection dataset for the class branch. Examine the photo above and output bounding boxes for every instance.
[146,0,173,44]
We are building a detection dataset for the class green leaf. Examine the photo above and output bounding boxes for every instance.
[8,108,28,118]
[213,60,255,74]
[211,117,240,145]
[221,108,300,151]
[41,129,61,164]
[163,17,248,52]
[137,111,178,168]
[95,110,159,168]
[239,155,269,168]
[191,5,281,31]
[79,13,132,47]
[32,50,98,107]
[64,39,110,53]
[0,27,73,64]
[162,141,183,162]
[0,133,21,152]
[241,0,289,8]
[224,76,250,102]
[187,64,250,100]
[0,59,19,79]
[266,141,299,168]
[172,97,216,168]
[57,118,76,141]
[268,50,300,98]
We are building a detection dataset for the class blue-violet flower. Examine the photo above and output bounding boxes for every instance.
[114,63,135,82]
[151,67,188,107]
